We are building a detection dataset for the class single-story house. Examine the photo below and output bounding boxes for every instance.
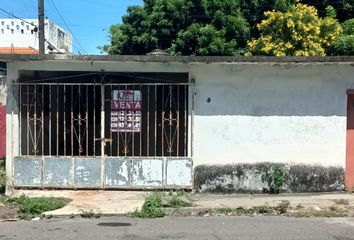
[1,54,354,194]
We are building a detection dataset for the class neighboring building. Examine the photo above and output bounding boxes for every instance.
[1,55,354,194]
[0,18,72,54]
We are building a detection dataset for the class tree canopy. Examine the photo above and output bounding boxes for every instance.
[102,0,354,56]
[246,4,342,56]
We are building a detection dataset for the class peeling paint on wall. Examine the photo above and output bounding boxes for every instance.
[166,159,193,187]
[43,157,72,187]
[131,159,164,187]
[13,156,193,189]
[74,158,101,188]
[105,158,130,187]
[14,157,41,186]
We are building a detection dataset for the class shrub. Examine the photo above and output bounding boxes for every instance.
[15,195,71,220]
[131,193,166,218]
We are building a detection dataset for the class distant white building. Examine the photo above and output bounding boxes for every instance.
[0,18,72,54]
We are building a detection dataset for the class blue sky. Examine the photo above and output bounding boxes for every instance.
[0,0,142,54]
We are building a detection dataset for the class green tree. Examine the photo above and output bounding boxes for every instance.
[246,3,342,56]
[301,0,354,22]
[170,23,238,55]
[105,0,250,55]
[330,19,354,55]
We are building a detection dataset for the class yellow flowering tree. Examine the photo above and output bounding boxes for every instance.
[246,3,342,56]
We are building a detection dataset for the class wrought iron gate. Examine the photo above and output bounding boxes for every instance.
[14,77,193,189]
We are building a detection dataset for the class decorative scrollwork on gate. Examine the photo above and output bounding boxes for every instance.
[162,86,179,155]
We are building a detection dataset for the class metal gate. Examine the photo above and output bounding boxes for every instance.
[13,74,193,189]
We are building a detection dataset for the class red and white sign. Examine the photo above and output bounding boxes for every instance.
[111,90,141,132]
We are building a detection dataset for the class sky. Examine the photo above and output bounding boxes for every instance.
[0,0,142,54]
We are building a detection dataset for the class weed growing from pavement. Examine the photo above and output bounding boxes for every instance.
[13,195,72,220]
[131,191,192,218]
[131,192,166,218]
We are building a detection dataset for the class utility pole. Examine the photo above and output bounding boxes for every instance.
[38,0,45,54]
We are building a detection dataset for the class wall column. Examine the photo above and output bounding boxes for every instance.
[346,90,354,191]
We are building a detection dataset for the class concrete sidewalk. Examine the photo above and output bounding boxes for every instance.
[11,190,354,217]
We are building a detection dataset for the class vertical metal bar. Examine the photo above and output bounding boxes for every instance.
[26,85,29,155]
[176,85,180,157]
[132,84,135,158]
[124,85,127,157]
[190,84,195,157]
[145,85,149,157]
[34,85,37,156]
[41,86,44,156]
[109,84,112,157]
[86,85,89,156]
[93,84,96,155]
[154,85,157,157]
[184,85,187,157]
[48,85,51,155]
[161,85,164,157]
[78,85,81,156]
[19,85,21,156]
[63,85,66,156]
[100,82,105,188]
[56,85,59,156]
[169,86,172,157]
[71,85,74,156]
[116,85,120,157]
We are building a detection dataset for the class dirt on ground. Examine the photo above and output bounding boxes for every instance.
[0,201,18,220]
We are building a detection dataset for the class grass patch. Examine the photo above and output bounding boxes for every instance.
[14,195,71,220]
[131,191,192,218]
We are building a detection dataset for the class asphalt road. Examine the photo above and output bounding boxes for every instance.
[0,216,354,240]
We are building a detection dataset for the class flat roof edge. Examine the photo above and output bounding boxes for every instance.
[1,54,354,63]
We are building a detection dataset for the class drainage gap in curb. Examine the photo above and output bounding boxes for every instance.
[97,222,132,227]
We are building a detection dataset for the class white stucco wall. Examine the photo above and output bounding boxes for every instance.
[190,63,354,167]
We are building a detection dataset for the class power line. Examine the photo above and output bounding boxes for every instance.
[0,7,36,27]
[48,0,88,55]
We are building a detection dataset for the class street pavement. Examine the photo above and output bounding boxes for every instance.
[0,216,354,240]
